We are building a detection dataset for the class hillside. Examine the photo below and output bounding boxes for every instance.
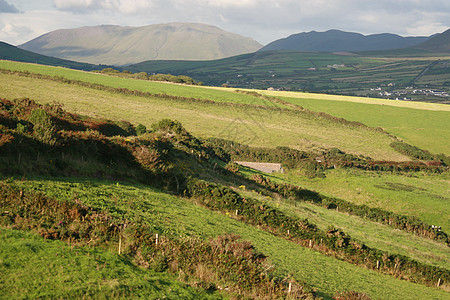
[259,29,430,52]
[0,61,449,299]
[127,50,450,103]
[1,60,449,155]
[414,28,450,53]
[0,41,104,71]
[18,23,262,65]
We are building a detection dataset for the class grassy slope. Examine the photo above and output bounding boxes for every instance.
[6,177,449,300]
[285,169,450,231]
[0,60,271,106]
[0,62,449,298]
[0,72,405,161]
[260,90,450,155]
[236,167,450,268]
[0,228,221,299]
[2,60,448,155]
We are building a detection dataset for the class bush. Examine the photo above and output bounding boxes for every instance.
[390,141,434,161]
[136,124,147,136]
[29,108,57,145]
[225,162,240,173]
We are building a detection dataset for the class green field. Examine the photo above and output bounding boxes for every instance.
[5,177,449,300]
[127,50,450,102]
[2,60,448,156]
[0,70,407,161]
[0,60,273,106]
[261,91,450,155]
[1,59,449,299]
[0,228,219,299]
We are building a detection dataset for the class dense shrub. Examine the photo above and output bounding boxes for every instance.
[30,108,57,145]
[225,161,240,173]
[390,141,450,166]
[135,124,147,135]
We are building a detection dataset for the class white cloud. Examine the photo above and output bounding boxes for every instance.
[53,0,97,11]
[53,0,155,13]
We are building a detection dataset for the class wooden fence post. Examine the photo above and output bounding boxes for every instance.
[118,234,122,255]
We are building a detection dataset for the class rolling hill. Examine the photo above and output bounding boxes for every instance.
[259,29,431,52]
[18,23,263,65]
[0,41,104,71]
[0,60,449,299]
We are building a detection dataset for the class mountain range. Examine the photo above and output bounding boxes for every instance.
[18,23,262,66]
[259,29,433,52]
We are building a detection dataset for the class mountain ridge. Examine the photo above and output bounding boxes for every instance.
[413,28,450,53]
[259,29,432,52]
[19,23,263,65]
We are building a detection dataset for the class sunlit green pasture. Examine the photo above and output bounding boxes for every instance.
[235,167,450,270]
[0,60,274,106]
[0,228,220,299]
[262,92,450,155]
[259,168,450,232]
[0,72,407,161]
[2,60,448,156]
[5,177,449,300]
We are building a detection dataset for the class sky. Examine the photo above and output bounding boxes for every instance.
[1,0,449,46]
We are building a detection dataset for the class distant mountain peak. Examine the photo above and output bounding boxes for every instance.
[19,23,263,65]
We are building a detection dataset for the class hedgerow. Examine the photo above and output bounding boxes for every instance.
[1,98,448,291]
[0,182,315,299]
[390,141,450,165]
[251,174,449,245]
[185,178,450,289]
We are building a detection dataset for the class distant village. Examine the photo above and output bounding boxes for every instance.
[372,86,449,100]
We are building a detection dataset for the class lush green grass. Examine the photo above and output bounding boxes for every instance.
[0,60,274,106]
[261,92,450,155]
[236,169,450,270]
[2,60,448,157]
[0,72,407,161]
[260,168,450,232]
[0,228,221,299]
[5,177,449,299]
